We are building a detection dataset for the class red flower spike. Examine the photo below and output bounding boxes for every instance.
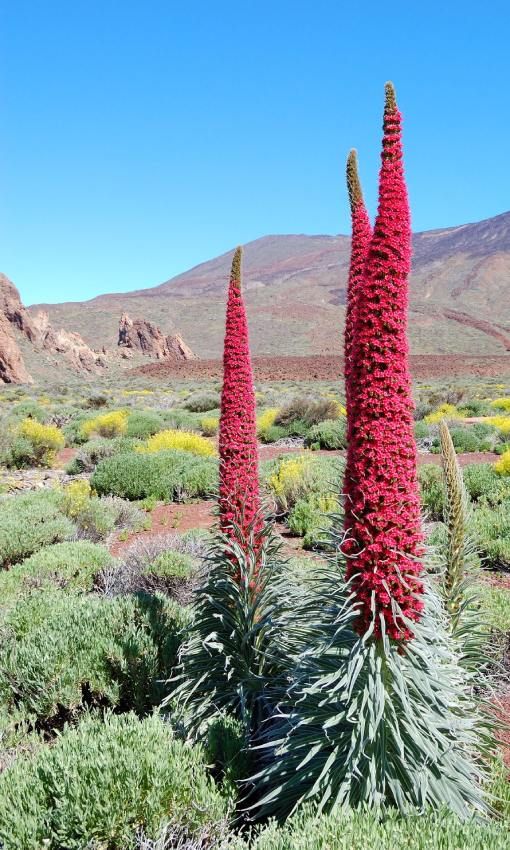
[343,149,372,536]
[219,247,262,570]
[343,83,424,641]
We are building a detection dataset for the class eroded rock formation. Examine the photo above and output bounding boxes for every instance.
[33,310,107,373]
[118,313,195,360]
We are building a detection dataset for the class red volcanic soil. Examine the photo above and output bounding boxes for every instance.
[258,445,500,466]
[132,354,510,382]
[110,500,216,557]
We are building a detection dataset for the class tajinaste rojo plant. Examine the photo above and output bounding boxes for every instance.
[218,246,261,555]
[343,151,372,444]
[251,83,493,821]
[343,150,372,539]
[342,84,423,641]
[169,248,285,746]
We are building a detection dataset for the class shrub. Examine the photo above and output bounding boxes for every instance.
[414,419,429,440]
[66,435,140,474]
[495,449,510,476]
[424,403,462,425]
[0,712,228,850]
[264,454,343,514]
[185,392,220,412]
[304,419,346,450]
[82,410,128,439]
[92,450,217,501]
[126,410,165,439]
[0,588,188,722]
[473,502,510,569]
[257,408,279,441]
[4,541,114,597]
[430,425,494,454]
[7,418,65,467]
[138,429,216,457]
[485,415,510,436]
[418,464,445,520]
[463,463,510,505]
[0,492,75,568]
[58,481,146,541]
[288,494,338,548]
[10,400,48,422]
[201,415,219,436]
[490,397,510,412]
[228,807,510,850]
[275,397,339,427]
[60,478,92,517]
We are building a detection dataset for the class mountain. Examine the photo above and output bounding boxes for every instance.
[30,210,510,358]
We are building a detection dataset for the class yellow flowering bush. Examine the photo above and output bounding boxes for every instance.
[200,416,219,437]
[257,408,279,439]
[267,455,316,513]
[494,450,510,475]
[18,418,65,467]
[137,429,216,457]
[490,398,510,413]
[61,480,92,518]
[424,403,462,425]
[486,416,510,436]
[82,410,128,439]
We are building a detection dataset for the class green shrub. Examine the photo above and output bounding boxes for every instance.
[149,550,196,580]
[305,419,346,450]
[228,807,510,850]
[0,492,76,568]
[0,541,114,607]
[288,494,338,548]
[92,450,218,501]
[418,464,445,520]
[184,392,220,412]
[162,408,204,431]
[263,454,344,514]
[62,412,92,446]
[10,400,48,423]
[0,712,228,850]
[476,582,510,634]
[3,419,65,468]
[463,464,510,506]
[430,425,494,454]
[414,419,429,440]
[0,588,188,723]
[126,410,165,439]
[473,502,510,569]
[275,396,339,427]
[66,435,141,474]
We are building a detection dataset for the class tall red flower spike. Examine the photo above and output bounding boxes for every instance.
[343,150,372,533]
[343,83,424,641]
[219,247,261,555]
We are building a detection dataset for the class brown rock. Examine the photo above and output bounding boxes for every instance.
[118,312,194,360]
[33,310,105,373]
[0,313,33,383]
[0,274,37,342]
[166,333,195,360]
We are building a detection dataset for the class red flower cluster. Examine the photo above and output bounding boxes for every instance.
[219,247,261,563]
[343,150,372,535]
[343,84,424,641]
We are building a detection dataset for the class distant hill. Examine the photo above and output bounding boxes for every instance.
[30,211,510,358]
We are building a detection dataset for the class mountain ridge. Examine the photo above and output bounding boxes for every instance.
[28,210,510,359]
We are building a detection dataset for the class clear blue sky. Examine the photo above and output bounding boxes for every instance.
[1,1,509,305]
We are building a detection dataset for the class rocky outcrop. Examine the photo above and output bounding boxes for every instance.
[0,312,33,383]
[166,333,196,361]
[0,274,38,343]
[118,313,195,360]
[33,310,106,373]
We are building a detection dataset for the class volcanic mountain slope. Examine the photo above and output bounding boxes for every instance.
[31,211,510,358]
